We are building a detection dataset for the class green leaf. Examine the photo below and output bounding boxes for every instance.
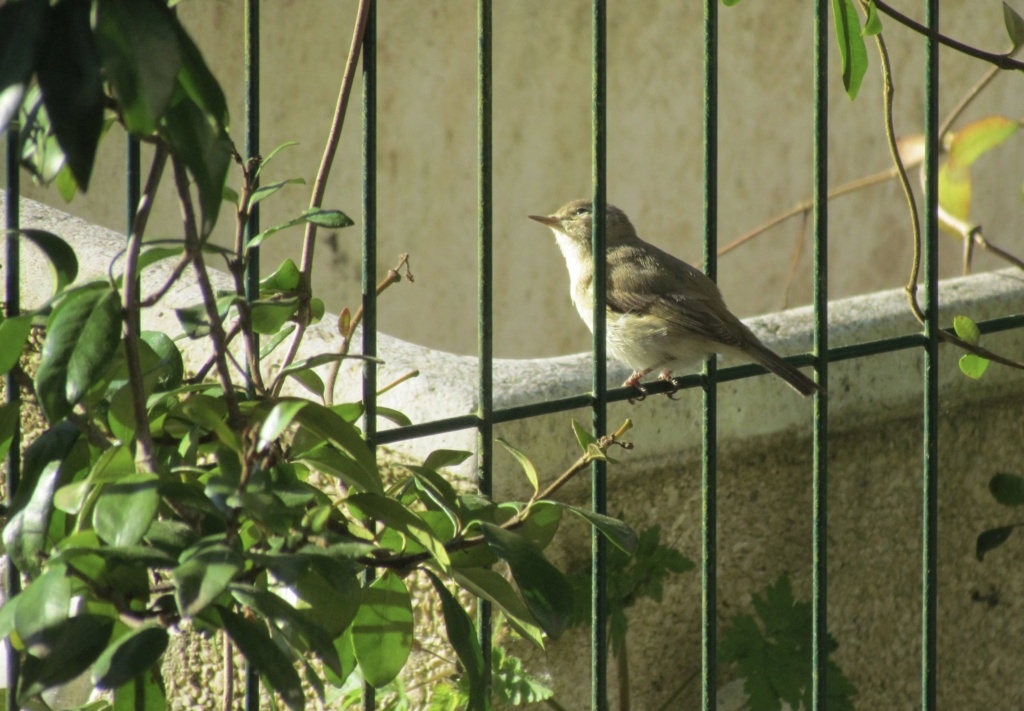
[831,0,868,101]
[92,624,169,689]
[571,418,599,451]
[35,285,120,420]
[959,354,990,380]
[251,177,306,206]
[92,473,161,547]
[497,438,539,496]
[269,554,362,638]
[260,258,301,292]
[14,566,72,646]
[218,606,305,711]
[346,493,451,569]
[94,0,181,135]
[142,330,185,391]
[302,208,355,229]
[977,525,1016,561]
[173,544,243,617]
[558,504,638,554]
[953,315,981,345]
[300,447,381,495]
[425,571,489,711]
[0,401,19,463]
[3,423,82,575]
[18,615,114,702]
[259,400,309,451]
[260,324,295,359]
[19,228,79,297]
[422,449,472,470]
[351,571,414,688]
[35,0,104,189]
[112,672,167,711]
[481,523,573,640]
[170,16,228,125]
[292,402,381,490]
[862,0,882,35]
[231,585,342,677]
[453,568,545,649]
[1005,1,1024,49]
[255,140,300,178]
[0,0,47,130]
[250,297,300,334]
[161,97,231,237]
[0,313,33,376]
[989,472,1024,506]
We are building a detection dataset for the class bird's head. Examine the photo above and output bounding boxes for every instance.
[528,199,637,249]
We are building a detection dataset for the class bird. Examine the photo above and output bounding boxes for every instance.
[528,199,821,397]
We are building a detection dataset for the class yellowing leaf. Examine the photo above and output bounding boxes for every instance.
[948,116,1019,168]
[938,162,972,233]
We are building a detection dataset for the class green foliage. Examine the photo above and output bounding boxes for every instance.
[719,575,857,711]
[0,8,638,710]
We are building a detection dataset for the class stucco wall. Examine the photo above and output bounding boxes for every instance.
[5,1,1024,362]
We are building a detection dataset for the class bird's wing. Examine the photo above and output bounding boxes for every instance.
[605,243,750,350]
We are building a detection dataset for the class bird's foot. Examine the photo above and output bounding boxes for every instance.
[658,371,682,399]
[624,371,649,404]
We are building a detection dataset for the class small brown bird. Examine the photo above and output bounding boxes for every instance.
[529,199,820,396]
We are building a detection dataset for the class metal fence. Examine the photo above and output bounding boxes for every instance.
[7,1,1024,709]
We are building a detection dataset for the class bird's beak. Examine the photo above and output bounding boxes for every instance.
[528,214,561,227]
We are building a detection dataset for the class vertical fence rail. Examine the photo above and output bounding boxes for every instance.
[701,2,719,710]
[811,1,830,709]
[922,0,940,708]
[361,3,378,709]
[4,121,22,711]
[243,1,261,707]
[590,2,609,709]
[476,0,495,697]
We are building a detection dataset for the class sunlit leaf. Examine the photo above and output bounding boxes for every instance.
[92,624,169,689]
[832,0,868,100]
[497,438,539,496]
[481,523,573,640]
[218,606,305,710]
[92,473,160,547]
[947,116,1019,169]
[351,571,413,688]
[425,571,488,710]
[173,545,242,617]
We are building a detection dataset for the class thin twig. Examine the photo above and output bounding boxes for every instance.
[171,155,244,425]
[231,156,267,394]
[323,253,414,404]
[276,0,372,386]
[222,631,234,711]
[123,144,169,473]
[873,1,1024,71]
[139,252,194,308]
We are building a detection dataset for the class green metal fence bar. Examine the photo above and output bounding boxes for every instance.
[701,2,719,709]
[5,122,22,711]
[361,3,378,709]
[243,1,261,707]
[811,1,829,709]
[476,0,495,696]
[590,2,609,708]
[922,0,940,708]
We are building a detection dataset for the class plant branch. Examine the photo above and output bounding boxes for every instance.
[324,253,414,404]
[139,252,193,308]
[231,156,267,394]
[873,1,1024,71]
[868,13,1024,372]
[123,144,169,473]
[276,0,371,389]
[171,155,244,425]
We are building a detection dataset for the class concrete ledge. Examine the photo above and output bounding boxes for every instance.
[8,194,1024,480]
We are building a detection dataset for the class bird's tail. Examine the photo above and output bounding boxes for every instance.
[746,341,823,397]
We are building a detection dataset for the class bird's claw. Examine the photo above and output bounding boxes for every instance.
[626,384,648,405]
[664,377,683,400]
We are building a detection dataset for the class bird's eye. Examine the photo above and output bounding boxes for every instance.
[573,206,591,216]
